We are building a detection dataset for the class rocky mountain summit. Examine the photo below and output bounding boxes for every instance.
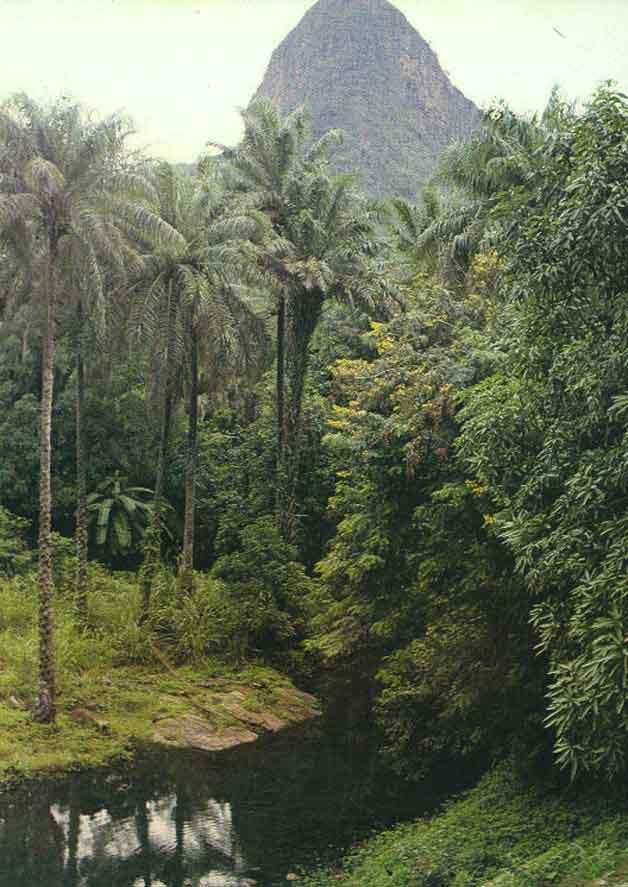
[253,0,480,198]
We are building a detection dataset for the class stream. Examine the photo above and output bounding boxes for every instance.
[0,713,462,886]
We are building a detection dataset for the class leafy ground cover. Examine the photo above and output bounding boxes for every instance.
[300,764,628,887]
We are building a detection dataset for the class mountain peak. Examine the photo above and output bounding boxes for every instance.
[303,0,404,13]
[253,0,479,198]
[301,0,407,17]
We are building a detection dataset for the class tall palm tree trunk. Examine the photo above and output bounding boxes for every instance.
[179,330,198,594]
[139,390,172,620]
[275,291,288,528]
[278,289,323,544]
[75,303,89,626]
[34,235,58,724]
[276,292,285,455]
[140,279,176,621]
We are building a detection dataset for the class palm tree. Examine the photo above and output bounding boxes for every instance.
[131,161,210,613]
[0,95,182,721]
[132,162,267,609]
[277,174,390,542]
[387,187,446,281]
[178,277,269,593]
[390,92,574,283]
[211,101,319,530]
[68,179,142,625]
[219,100,392,542]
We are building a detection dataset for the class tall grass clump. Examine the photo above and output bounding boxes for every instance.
[0,560,155,706]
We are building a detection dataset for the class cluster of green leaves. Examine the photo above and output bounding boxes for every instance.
[148,517,313,665]
[0,544,303,707]
[308,281,476,665]
[0,358,158,549]
[375,476,543,779]
[0,567,150,705]
[86,473,154,559]
[304,85,628,781]
[0,508,31,576]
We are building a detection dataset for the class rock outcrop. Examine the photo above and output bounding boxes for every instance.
[253,0,480,198]
[152,684,320,753]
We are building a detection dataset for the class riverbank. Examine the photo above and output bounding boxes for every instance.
[0,661,319,788]
[0,571,319,788]
[301,763,628,887]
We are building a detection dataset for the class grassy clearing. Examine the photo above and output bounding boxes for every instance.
[0,566,316,787]
[300,764,628,887]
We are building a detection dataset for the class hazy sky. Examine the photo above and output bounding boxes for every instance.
[1,0,626,161]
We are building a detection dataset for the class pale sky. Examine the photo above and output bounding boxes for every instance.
[1,0,626,162]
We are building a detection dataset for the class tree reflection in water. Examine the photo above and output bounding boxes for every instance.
[0,784,250,886]
[0,720,440,886]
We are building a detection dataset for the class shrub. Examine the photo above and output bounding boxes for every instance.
[0,508,32,576]
[150,572,262,664]
[210,516,312,657]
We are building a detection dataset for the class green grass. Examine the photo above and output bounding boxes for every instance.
[0,664,237,784]
[300,764,628,887]
[0,567,316,787]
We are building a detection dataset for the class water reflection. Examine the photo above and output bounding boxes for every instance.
[2,785,250,886]
[0,720,448,887]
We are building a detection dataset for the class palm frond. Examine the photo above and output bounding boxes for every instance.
[0,193,39,229]
[23,156,66,198]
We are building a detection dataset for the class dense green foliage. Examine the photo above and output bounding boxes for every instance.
[458,88,628,777]
[1,83,628,782]
[301,762,628,887]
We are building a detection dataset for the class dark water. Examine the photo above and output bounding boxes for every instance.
[0,716,460,887]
